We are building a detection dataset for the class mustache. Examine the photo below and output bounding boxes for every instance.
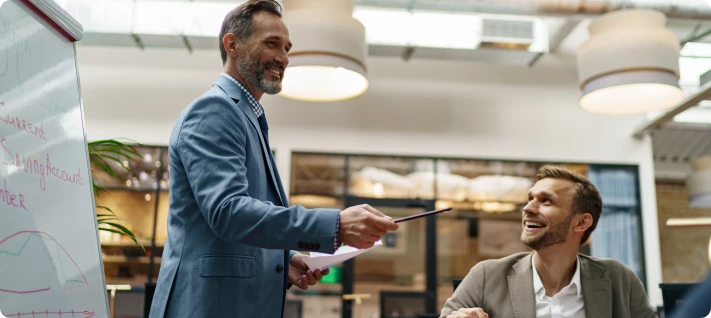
[522,215,546,223]
[262,61,284,71]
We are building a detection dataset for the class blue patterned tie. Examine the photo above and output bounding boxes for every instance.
[257,114,269,143]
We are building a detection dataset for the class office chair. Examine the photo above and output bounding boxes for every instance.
[453,279,463,291]
[668,273,711,318]
[380,291,429,318]
[659,282,696,316]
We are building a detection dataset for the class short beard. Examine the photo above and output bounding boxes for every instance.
[521,213,575,250]
[237,49,283,95]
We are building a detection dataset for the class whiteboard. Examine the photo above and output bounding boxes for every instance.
[0,0,110,317]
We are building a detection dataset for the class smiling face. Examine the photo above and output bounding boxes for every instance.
[521,178,579,250]
[235,11,292,95]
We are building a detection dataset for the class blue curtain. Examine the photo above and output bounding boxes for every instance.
[588,165,644,279]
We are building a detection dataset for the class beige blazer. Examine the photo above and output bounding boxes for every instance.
[440,252,658,318]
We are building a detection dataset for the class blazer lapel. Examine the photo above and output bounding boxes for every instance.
[213,76,286,206]
[268,155,289,206]
[580,257,612,318]
[507,253,536,318]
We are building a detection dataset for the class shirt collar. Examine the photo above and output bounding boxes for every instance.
[532,255,582,297]
[220,72,264,118]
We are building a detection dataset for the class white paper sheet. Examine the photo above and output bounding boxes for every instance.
[303,241,383,271]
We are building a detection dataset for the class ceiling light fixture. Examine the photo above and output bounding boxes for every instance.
[280,0,368,102]
[577,9,684,115]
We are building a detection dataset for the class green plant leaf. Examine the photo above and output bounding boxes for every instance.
[89,140,141,159]
[97,209,123,217]
[101,221,134,236]
[94,151,134,163]
[99,222,145,252]
[98,227,128,236]
[97,217,120,223]
[92,153,127,167]
[92,159,120,180]
[96,205,116,216]
[89,138,146,252]
[93,182,108,197]
[98,227,145,252]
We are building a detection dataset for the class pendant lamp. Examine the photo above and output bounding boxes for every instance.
[577,9,684,115]
[280,0,368,102]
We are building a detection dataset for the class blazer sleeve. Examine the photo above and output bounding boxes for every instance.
[440,262,486,317]
[628,270,659,318]
[177,95,340,254]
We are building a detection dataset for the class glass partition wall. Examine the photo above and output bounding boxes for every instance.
[89,149,646,318]
[288,152,646,318]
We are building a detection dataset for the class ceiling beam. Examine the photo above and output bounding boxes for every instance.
[528,17,581,68]
[549,18,583,53]
[632,80,711,139]
[182,36,193,54]
[527,53,543,67]
[682,27,711,46]
[352,0,711,21]
[131,33,144,50]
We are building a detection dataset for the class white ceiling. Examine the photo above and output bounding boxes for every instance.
[71,0,711,179]
[75,43,580,123]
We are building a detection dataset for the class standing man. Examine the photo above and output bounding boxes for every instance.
[440,166,657,318]
[149,1,399,317]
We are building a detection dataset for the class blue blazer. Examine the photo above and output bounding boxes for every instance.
[149,76,340,318]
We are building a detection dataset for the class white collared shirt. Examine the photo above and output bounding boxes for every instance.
[531,256,586,318]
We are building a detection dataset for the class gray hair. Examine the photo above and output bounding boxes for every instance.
[218,0,283,64]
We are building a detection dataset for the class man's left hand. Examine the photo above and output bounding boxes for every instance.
[288,253,329,290]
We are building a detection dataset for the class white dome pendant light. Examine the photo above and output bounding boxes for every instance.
[577,9,684,115]
[280,0,368,102]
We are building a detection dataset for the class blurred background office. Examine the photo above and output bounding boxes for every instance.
[47,0,711,316]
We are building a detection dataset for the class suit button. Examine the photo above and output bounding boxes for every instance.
[276,265,284,273]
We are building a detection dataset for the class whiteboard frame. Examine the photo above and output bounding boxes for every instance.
[72,43,111,318]
[21,0,83,42]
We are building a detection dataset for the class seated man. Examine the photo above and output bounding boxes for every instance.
[440,166,657,318]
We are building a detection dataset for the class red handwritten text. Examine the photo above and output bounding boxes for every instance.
[1,309,95,318]
[1,178,28,211]
[1,138,84,191]
[0,101,48,141]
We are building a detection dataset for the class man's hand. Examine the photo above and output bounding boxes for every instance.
[338,204,399,249]
[288,253,329,290]
[446,308,489,318]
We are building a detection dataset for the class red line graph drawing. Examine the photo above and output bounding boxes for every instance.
[0,231,88,294]
[0,287,49,294]
[1,309,95,317]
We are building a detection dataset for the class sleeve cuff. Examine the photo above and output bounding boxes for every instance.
[333,212,341,252]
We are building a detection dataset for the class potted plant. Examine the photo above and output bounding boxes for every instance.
[88,139,143,250]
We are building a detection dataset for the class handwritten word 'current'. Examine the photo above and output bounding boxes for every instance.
[0,102,48,141]
[1,178,28,211]
[1,139,84,191]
